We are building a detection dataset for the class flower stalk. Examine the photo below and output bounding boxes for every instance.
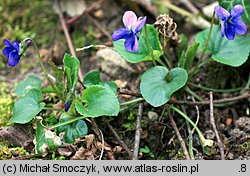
[32,41,61,95]
[190,12,215,78]
[168,105,214,148]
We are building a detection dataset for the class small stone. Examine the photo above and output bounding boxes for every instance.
[148,111,158,121]
[204,130,215,140]
[97,48,135,79]
[236,117,250,131]
[227,152,234,160]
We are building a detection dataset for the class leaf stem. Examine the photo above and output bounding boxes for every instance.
[47,116,86,130]
[144,24,155,65]
[190,12,215,78]
[156,58,167,67]
[43,107,63,111]
[165,38,173,69]
[120,98,145,106]
[245,73,250,89]
[185,87,204,102]
[188,82,243,93]
[168,105,210,148]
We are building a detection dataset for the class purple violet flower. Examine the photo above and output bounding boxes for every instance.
[2,39,21,66]
[2,38,32,67]
[214,5,247,40]
[112,11,147,53]
[64,102,70,112]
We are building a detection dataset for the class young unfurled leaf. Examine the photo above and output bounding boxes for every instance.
[113,24,163,63]
[49,61,65,100]
[178,42,199,70]
[83,70,117,93]
[140,66,188,107]
[184,42,199,69]
[177,34,188,59]
[63,53,80,90]
[195,25,250,67]
[76,85,119,117]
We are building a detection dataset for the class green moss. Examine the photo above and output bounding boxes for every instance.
[240,141,250,150]
[0,147,30,160]
[0,141,29,160]
[0,82,14,127]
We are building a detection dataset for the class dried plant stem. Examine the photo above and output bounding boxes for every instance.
[91,119,116,160]
[179,0,199,13]
[119,88,250,106]
[167,107,190,160]
[209,92,225,160]
[103,118,134,159]
[55,0,83,81]
[11,154,43,160]
[170,93,250,106]
[133,103,143,160]
[66,0,104,25]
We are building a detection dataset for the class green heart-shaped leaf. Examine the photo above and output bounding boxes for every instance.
[140,66,188,107]
[76,85,119,117]
[195,25,250,67]
[113,24,163,63]
[11,97,45,124]
[14,75,42,97]
[23,88,43,102]
[83,70,117,93]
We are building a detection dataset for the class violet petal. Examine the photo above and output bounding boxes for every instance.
[12,41,20,52]
[231,5,244,19]
[123,11,137,29]
[8,51,20,67]
[124,34,136,52]
[225,23,235,40]
[221,21,226,36]
[234,19,247,35]
[112,28,130,41]
[2,47,13,57]
[214,6,230,21]
[132,16,147,33]
[133,35,139,53]
[3,39,12,47]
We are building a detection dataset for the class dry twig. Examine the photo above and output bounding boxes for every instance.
[118,89,250,106]
[87,14,112,39]
[66,0,104,25]
[133,103,143,160]
[103,118,134,159]
[11,154,43,160]
[90,119,116,160]
[170,93,250,105]
[209,92,225,160]
[55,0,83,81]
[167,107,190,160]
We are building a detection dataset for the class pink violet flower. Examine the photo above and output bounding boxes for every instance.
[112,11,147,53]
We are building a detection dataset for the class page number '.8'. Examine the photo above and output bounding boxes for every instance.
[239,164,246,172]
